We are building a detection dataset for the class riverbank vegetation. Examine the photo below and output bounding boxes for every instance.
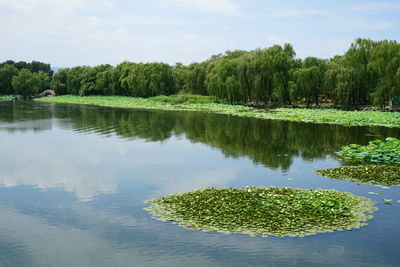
[316,138,400,185]
[144,187,376,237]
[0,95,12,101]
[2,38,400,108]
[336,137,400,165]
[37,95,400,127]
[316,166,400,186]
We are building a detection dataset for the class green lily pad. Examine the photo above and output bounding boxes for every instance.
[144,187,377,238]
[315,166,400,186]
[336,138,400,165]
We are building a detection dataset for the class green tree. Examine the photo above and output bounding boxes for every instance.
[12,69,49,98]
[50,68,70,95]
[0,64,19,95]
[369,40,400,107]
[67,66,88,95]
[293,57,327,106]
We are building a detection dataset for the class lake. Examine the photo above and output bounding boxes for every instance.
[0,101,399,266]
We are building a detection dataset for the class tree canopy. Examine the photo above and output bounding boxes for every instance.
[1,38,399,108]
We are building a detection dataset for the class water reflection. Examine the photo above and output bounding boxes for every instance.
[0,126,240,200]
[1,101,399,171]
[1,101,400,266]
[0,101,54,133]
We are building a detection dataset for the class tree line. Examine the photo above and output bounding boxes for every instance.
[0,60,53,97]
[1,38,399,107]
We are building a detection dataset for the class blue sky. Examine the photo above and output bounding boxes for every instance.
[0,0,399,67]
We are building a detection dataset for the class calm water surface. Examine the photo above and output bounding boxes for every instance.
[0,101,399,267]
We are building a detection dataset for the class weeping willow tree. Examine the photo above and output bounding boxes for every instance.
[11,69,49,98]
[369,40,400,107]
[201,44,297,105]
[0,64,19,95]
[322,38,400,108]
[291,57,327,107]
[6,37,392,109]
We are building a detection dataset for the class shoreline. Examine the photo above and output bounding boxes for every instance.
[35,95,400,128]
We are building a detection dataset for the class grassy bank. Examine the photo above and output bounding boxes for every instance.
[36,95,400,127]
[0,95,12,101]
[144,187,376,237]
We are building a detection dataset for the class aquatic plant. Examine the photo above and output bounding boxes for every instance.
[317,138,400,185]
[315,166,400,186]
[36,95,400,127]
[144,187,376,237]
[0,95,13,101]
[149,94,217,104]
[336,137,400,165]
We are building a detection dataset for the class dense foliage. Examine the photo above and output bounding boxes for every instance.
[0,60,52,98]
[2,38,400,107]
[12,69,50,98]
[315,166,400,186]
[56,62,177,97]
[144,187,376,237]
[0,60,53,78]
[336,137,400,165]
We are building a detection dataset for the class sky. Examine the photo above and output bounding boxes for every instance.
[0,0,399,67]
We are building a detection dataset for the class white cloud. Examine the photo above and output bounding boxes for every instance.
[0,0,112,13]
[0,172,118,201]
[155,168,238,195]
[269,2,400,18]
[0,207,217,266]
[171,0,240,15]
[332,17,396,31]
[270,9,328,17]
[0,0,223,66]
[1,0,398,66]
[265,34,290,46]
[368,21,396,30]
[350,2,400,13]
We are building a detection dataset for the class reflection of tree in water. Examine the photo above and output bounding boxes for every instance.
[2,101,399,170]
[54,104,400,171]
[58,105,176,142]
[0,101,53,133]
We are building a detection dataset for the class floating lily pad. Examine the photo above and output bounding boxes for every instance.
[144,187,376,237]
[315,166,400,186]
[336,138,400,165]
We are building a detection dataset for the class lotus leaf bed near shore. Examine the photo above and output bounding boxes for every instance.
[36,95,400,128]
[144,187,376,237]
[316,166,400,186]
[316,138,400,185]
[336,138,400,165]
